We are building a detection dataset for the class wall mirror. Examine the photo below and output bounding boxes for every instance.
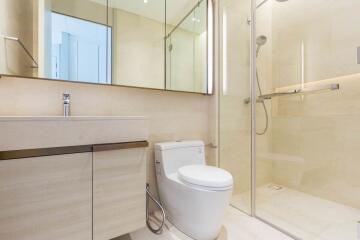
[166,0,213,94]
[0,0,213,94]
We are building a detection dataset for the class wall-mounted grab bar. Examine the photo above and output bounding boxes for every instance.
[1,35,38,68]
[244,83,339,104]
[258,83,339,100]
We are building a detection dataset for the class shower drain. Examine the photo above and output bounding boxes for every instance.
[267,184,283,191]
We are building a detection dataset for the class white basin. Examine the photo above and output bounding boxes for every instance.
[0,116,148,151]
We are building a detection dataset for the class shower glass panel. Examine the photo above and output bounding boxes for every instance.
[166,0,207,93]
[219,0,252,214]
[254,0,360,239]
[219,0,360,239]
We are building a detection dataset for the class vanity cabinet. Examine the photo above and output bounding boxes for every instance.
[0,146,147,240]
[93,148,147,240]
[0,116,148,240]
[0,153,93,240]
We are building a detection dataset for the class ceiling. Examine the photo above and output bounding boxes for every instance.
[91,0,199,25]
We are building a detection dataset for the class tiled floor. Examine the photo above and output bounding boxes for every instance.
[117,206,292,240]
[232,184,360,240]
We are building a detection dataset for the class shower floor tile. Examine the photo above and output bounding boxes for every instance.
[116,206,291,240]
[232,184,360,240]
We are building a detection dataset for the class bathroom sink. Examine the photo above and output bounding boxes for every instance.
[0,116,148,151]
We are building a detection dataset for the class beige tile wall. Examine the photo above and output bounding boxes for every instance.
[271,74,360,209]
[112,9,164,89]
[257,0,360,209]
[271,0,360,88]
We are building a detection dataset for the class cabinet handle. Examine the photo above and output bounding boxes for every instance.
[0,141,149,160]
[92,141,149,152]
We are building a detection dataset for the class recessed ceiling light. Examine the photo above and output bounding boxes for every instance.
[144,0,148,3]
[192,17,200,23]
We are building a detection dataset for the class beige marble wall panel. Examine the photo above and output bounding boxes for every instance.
[270,76,360,209]
[271,0,360,88]
[112,10,164,89]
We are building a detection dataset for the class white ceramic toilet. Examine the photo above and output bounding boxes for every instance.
[155,141,233,240]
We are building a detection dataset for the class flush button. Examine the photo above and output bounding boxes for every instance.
[155,162,161,175]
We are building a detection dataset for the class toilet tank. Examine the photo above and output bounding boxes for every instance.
[155,141,205,176]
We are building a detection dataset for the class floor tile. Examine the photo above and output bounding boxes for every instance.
[119,206,292,240]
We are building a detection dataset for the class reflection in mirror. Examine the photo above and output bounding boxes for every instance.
[49,0,110,84]
[0,0,213,94]
[166,0,213,94]
[1,0,166,89]
[107,0,165,89]
[0,1,39,78]
[0,0,109,84]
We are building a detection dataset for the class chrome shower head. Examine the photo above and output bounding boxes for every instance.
[256,35,267,57]
[256,35,267,46]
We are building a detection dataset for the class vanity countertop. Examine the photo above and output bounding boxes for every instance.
[0,116,148,151]
[0,116,146,121]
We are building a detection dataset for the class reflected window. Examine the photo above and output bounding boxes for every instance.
[51,12,111,84]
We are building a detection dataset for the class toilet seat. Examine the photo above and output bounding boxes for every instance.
[177,165,233,190]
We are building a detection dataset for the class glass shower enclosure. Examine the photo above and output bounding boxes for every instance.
[219,0,360,239]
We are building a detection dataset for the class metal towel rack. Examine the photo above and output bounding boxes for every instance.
[1,35,38,68]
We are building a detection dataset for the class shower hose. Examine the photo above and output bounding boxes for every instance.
[256,70,269,135]
[146,183,166,234]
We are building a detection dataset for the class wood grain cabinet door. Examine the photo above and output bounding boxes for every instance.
[93,148,146,240]
[0,153,92,240]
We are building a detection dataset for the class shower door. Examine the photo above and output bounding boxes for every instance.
[219,0,360,239]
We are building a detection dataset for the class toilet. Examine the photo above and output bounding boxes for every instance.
[155,141,233,240]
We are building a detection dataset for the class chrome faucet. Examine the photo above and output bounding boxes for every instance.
[63,92,71,117]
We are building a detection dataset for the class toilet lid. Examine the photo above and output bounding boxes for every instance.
[177,165,233,189]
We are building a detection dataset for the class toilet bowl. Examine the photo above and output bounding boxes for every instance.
[155,141,233,240]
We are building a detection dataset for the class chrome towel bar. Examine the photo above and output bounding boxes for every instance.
[258,83,339,100]
[244,83,339,104]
